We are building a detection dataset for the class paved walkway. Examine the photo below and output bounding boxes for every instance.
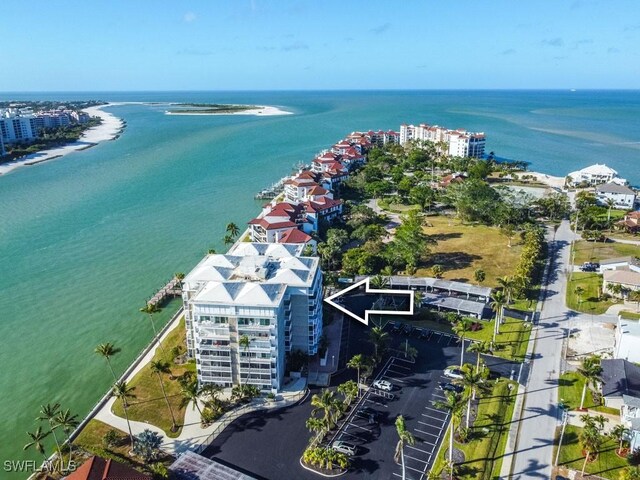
[609,237,640,246]
[309,312,343,386]
[95,378,307,455]
[566,410,621,434]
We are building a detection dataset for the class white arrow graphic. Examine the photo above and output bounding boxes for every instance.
[324,277,414,325]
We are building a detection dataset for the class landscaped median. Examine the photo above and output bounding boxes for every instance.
[431,378,518,479]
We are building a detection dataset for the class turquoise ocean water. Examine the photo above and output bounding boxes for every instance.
[0,90,639,473]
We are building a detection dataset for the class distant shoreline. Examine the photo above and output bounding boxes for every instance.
[164,104,293,116]
[0,103,125,176]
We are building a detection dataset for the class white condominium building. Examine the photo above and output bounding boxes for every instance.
[0,110,38,143]
[181,242,323,393]
[399,123,486,158]
[567,164,627,186]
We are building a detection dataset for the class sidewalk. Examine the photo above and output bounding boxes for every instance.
[308,312,344,386]
[95,377,307,455]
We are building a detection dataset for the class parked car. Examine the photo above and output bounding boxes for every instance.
[386,321,398,331]
[443,366,464,380]
[372,379,393,391]
[391,322,402,333]
[356,406,380,423]
[413,327,424,337]
[332,440,357,456]
[439,382,463,393]
[580,262,599,272]
[419,329,430,339]
[402,324,413,335]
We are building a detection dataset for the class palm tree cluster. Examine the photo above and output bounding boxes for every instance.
[579,413,609,476]
[177,372,229,425]
[306,389,345,446]
[24,403,79,473]
[302,446,349,472]
[223,222,240,247]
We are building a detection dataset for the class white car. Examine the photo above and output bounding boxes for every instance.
[444,366,464,380]
[372,379,393,392]
[332,440,357,456]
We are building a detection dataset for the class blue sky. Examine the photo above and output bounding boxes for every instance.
[1,0,638,91]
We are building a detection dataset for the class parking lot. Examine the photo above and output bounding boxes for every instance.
[202,318,524,480]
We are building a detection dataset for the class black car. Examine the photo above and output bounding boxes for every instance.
[391,322,402,333]
[413,327,424,337]
[419,329,430,339]
[402,324,413,335]
[439,382,463,393]
[355,406,380,423]
[386,321,398,331]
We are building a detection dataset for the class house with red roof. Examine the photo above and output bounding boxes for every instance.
[66,456,151,480]
[304,196,343,231]
[248,202,308,242]
[283,171,328,203]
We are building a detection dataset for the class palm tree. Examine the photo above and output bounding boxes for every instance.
[490,291,507,344]
[207,248,216,255]
[37,403,62,460]
[629,290,640,312]
[473,268,486,284]
[54,408,78,470]
[431,264,444,278]
[179,379,203,417]
[140,303,166,355]
[413,290,424,310]
[369,326,389,362]
[455,367,486,428]
[311,389,341,430]
[394,415,415,480]
[606,198,616,222]
[370,274,389,289]
[150,360,178,432]
[174,272,185,286]
[239,334,251,386]
[497,276,516,304]
[306,417,327,446]
[452,317,473,367]
[578,355,602,410]
[574,286,585,306]
[94,342,121,381]
[467,341,491,373]
[434,391,464,476]
[337,380,358,407]
[609,424,629,455]
[24,426,50,461]
[579,421,602,476]
[347,354,365,397]
[226,222,240,238]
[112,381,137,450]
[223,234,235,246]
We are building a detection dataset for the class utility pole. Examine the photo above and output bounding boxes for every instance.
[555,408,569,466]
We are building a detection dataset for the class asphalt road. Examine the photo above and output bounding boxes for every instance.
[201,319,522,480]
[510,220,577,479]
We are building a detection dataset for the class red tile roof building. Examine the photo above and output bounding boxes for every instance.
[66,456,152,480]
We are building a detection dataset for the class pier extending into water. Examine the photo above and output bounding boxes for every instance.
[147,277,182,306]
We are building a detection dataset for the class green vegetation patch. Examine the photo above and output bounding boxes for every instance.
[432,379,518,479]
[415,215,523,287]
[621,311,640,320]
[555,425,628,479]
[573,240,640,266]
[558,372,619,414]
[567,272,615,314]
[167,103,259,114]
[112,318,195,437]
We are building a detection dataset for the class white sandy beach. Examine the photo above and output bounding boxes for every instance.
[0,104,124,176]
[165,105,293,116]
[525,171,567,190]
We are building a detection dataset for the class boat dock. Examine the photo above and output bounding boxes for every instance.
[255,177,287,199]
[147,277,182,307]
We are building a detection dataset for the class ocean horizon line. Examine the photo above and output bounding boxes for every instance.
[2,87,640,95]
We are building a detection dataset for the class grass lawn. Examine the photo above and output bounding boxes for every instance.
[410,313,531,362]
[112,318,195,437]
[567,272,615,314]
[555,425,628,479]
[558,372,619,415]
[432,379,518,479]
[466,317,532,363]
[573,240,640,265]
[73,419,158,472]
[621,310,640,320]
[415,215,523,288]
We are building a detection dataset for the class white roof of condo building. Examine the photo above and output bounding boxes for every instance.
[183,243,319,306]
